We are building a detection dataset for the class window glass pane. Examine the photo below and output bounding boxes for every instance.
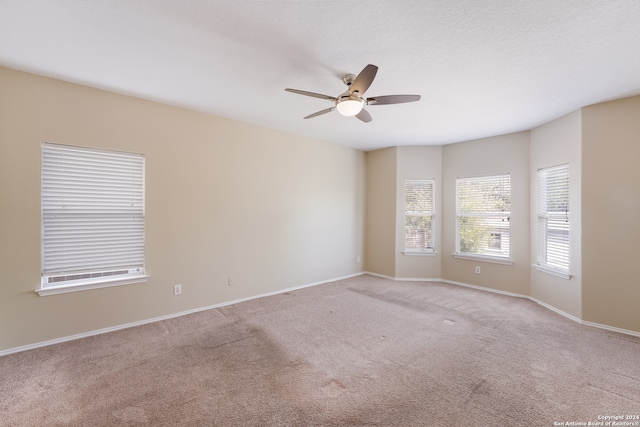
[406,215,433,249]
[458,216,510,257]
[537,165,569,271]
[405,179,434,251]
[456,174,510,258]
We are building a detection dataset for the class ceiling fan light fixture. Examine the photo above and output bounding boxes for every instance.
[336,96,364,116]
[285,64,421,122]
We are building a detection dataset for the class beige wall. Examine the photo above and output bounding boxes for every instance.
[364,147,397,277]
[582,96,640,332]
[441,132,530,295]
[529,110,582,318]
[2,66,639,353]
[0,67,365,352]
[395,146,442,279]
[365,145,442,279]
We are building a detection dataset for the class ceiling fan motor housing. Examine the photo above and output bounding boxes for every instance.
[342,73,356,86]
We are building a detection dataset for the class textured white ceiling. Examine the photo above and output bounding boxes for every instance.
[2,1,640,150]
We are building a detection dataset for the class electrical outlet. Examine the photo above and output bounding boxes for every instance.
[356,256,361,263]
[228,277,233,286]
[174,284,182,295]
[475,266,481,274]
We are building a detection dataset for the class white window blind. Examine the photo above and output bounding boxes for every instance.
[41,143,145,287]
[537,164,569,272]
[405,179,435,252]
[456,174,510,259]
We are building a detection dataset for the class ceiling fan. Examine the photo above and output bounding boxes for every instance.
[285,64,421,123]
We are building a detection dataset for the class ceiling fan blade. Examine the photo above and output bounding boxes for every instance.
[366,94,421,105]
[349,64,378,96]
[355,108,372,123]
[304,107,335,119]
[285,88,337,101]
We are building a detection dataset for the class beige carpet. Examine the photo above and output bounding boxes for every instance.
[1,275,639,426]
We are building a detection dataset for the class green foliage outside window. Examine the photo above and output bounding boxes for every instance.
[456,175,510,258]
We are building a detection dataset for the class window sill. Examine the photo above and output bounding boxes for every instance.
[36,275,149,296]
[534,264,571,280]
[453,253,513,265]
[403,250,437,257]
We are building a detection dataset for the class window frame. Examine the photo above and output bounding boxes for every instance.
[455,173,512,263]
[38,142,148,296]
[536,164,571,279]
[403,179,436,255]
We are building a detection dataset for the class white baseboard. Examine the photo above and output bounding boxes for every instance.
[365,272,640,338]
[440,278,527,299]
[0,272,364,357]
[364,271,441,282]
[3,271,638,356]
[442,280,639,337]
[527,295,583,324]
[362,271,396,280]
[580,320,640,338]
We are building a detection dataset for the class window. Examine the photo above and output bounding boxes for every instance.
[537,164,570,275]
[404,179,435,253]
[40,143,146,294]
[456,174,510,260]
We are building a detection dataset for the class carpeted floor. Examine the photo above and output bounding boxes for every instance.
[1,275,639,426]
